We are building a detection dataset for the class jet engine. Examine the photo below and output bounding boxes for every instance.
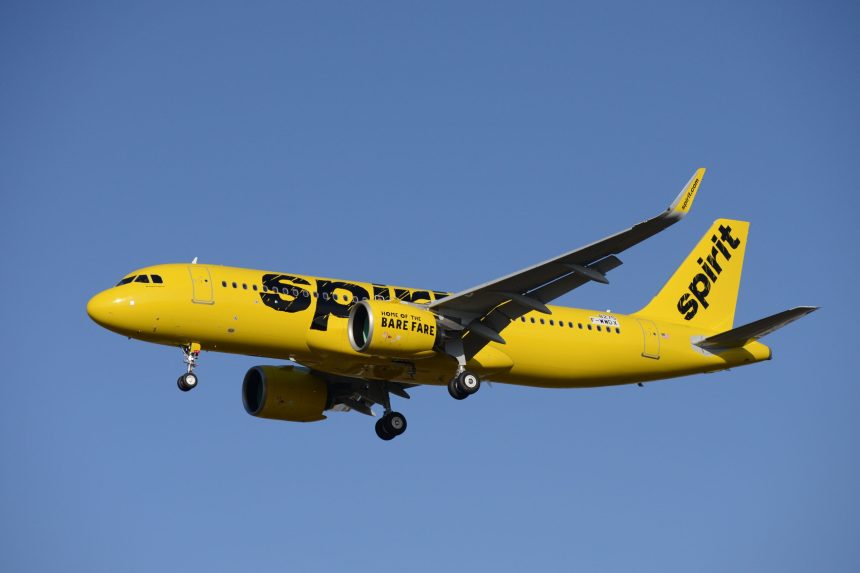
[348,300,439,359]
[242,365,328,422]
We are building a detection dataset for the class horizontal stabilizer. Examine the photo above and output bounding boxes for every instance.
[695,306,818,350]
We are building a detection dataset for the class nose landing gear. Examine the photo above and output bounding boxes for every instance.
[177,343,201,392]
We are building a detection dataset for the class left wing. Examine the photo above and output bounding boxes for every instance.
[429,168,706,358]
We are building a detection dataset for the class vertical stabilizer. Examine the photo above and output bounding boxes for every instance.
[635,219,749,332]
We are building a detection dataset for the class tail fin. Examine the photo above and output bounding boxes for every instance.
[635,219,749,331]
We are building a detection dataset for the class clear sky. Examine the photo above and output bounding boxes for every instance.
[1,1,858,571]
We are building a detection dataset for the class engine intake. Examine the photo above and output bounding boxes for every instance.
[348,300,438,359]
[242,365,328,422]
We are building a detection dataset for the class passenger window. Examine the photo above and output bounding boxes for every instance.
[151,275,163,284]
[323,293,330,300]
[568,322,574,328]
[597,326,602,332]
[616,327,620,333]
[252,285,258,291]
[578,323,583,329]
[540,319,545,325]
[549,320,554,326]
[587,324,592,330]
[242,283,248,290]
[282,287,289,294]
[135,275,150,283]
[232,282,237,288]
[116,276,135,286]
[222,281,227,287]
[530,317,535,324]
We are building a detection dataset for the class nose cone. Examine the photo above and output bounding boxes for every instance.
[87,290,116,327]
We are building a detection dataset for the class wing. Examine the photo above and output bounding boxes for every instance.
[429,168,706,358]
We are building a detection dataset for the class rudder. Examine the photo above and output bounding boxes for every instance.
[635,219,749,332]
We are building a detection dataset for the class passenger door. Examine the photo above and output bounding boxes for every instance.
[636,318,660,359]
[188,265,215,304]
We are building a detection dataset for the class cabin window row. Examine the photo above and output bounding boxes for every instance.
[219,280,423,303]
[519,315,621,334]
[215,280,621,332]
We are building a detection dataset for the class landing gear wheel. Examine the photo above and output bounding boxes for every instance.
[448,370,479,400]
[376,411,407,440]
[375,418,395,441]
[384,411,407,436]
[448,377,468,400]
[458,371,480,395]
[177,372,198,392]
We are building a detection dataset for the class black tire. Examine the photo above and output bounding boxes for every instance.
[458,371,480,395]
[177,373,197,392]
[384,412,407,436]
[447,377,468,400]
[375,418,395,441]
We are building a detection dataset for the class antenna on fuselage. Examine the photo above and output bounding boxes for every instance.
[191,257,198,264]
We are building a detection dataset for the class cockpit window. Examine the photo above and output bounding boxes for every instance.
[134,275,150,283]
[116,276,135,286]
[151,274,163,284]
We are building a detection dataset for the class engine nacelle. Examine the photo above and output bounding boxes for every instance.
[242,365,328,422]
[348,300,438,359]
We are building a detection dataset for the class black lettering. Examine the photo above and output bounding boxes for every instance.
[719,224,741,249]
[260,274,312,313]
[707,245,724,273]
[372,284,391,300]
[311,280,369,331]
[394,288,434,304]
[688,273,711,308]
[711,235,731,260]
[677,293,699,320]
[697,257,718,282]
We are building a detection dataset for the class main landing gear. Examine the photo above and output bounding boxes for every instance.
[374,384,408,441]
[177,343,201,392]
[448,370,480,400]
[375,411,407,441]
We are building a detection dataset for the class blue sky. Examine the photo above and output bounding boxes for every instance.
[1,1,858,571]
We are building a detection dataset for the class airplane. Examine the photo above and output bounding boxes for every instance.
[86,169,817,440]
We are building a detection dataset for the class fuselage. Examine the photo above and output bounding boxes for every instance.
[87,263,772,389]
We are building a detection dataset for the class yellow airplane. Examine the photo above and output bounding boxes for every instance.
[87,169,816,440]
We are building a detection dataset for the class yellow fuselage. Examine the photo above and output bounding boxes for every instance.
[87,263,772,388]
